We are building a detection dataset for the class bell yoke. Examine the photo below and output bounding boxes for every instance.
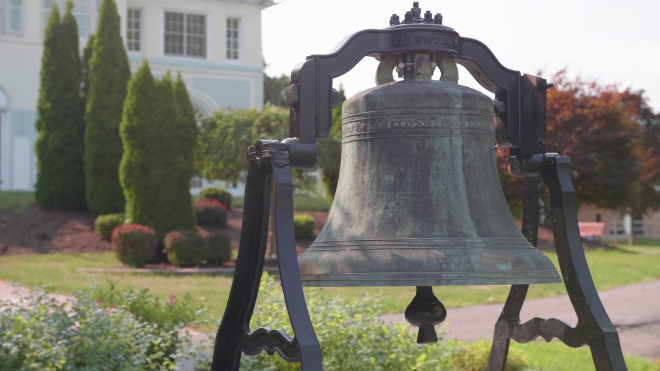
[212,3,628,371]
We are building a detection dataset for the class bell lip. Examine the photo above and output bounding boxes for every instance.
[300,273,563,287]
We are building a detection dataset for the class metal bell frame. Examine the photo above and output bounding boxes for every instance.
[211,3,628,370]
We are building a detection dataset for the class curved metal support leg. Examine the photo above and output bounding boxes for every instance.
[212,160,273,370]
[542,156,626,371]
[487,176,539,370]
[211,146,323,371]
[488,157,627,371]
[270,148,323,370]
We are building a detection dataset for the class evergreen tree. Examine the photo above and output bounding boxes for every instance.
[263,73,289,107]
[171,73,198,229]
[34,1,86,210]
[81,34,95,103]
[120,66,196,242]
[84,0,131,215]
[120,61,158,233]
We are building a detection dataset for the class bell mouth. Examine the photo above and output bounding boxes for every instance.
[297,237,561,287]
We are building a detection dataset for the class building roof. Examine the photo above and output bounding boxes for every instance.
[221,0,279,8]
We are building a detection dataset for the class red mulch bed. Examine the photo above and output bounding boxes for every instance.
[2,204,574,256]
[0,205,328,257]
[0,206,110,255]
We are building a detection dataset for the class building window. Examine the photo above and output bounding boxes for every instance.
[190,177,203,189]
[6,0,24,34]
[596,213,601,223]
[71,0,88,38]
[126,8,141,52]
[226,18,240,60]
[43,0,55,32]
[164,11,206,58]
[43,0,92,38]
[0,0,25,35]
[0,1,4,34]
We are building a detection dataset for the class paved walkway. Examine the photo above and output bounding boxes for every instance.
[382,280,660,359]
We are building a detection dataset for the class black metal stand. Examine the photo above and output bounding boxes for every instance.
[487,155,627,371]
[211,145,322,371]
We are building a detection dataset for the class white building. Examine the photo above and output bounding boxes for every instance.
[0,0,273,193]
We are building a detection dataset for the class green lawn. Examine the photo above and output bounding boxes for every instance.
[0,191,35,212]
[513,340,659,370]
[1,245,660,321]
[232,195,330,211]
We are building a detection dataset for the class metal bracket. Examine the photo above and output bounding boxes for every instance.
[286,22,550,166]
[212,141,322,370]
[487,154,627,371]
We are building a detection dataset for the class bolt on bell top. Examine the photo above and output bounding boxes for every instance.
[297,52,561,288]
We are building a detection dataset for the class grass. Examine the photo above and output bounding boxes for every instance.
[233,195,330,211]
[512,340,659,370]
[1,244,660,322]
[0,191,35,212]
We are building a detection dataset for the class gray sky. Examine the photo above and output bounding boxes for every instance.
[262,0,660,110]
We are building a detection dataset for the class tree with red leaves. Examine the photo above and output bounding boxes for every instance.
[498,70,660,219]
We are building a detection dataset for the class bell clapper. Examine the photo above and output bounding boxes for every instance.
[404,286,447,344]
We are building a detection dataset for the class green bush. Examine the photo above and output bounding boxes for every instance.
[200,187,233,209]
[207,234,232,265]
[194,199,228,226]
[95,212,125,240]
[193,273,450,370]
[90,280,205,329]
[0,284,194,370]
[164,230,210,267]
[450,339,529,371]
[111,224,156,267]
[294,214,316,238]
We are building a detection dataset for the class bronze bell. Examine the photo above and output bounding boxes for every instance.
[297,52,561,342]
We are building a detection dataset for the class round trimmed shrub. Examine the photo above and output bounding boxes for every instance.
[111,224,156,267]
[199,188,232,209]
[194,199,227,226]
[294,214,316,238]
[95,213,125,240]
[207,234,232,265]
[163,230,210,267]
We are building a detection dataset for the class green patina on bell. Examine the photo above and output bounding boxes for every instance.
[298,53,560,288]
[297,51,560,343]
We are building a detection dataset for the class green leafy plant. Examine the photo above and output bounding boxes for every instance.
[94,212,125,240]
[164,230,210,267]
[0,283,194,371]
[293,214,316,238]
[193,273,451,371]
[111,223,156,267]
[200,187,233,209]
[207,234,232,265]
[89,280,205,329]
[450,339,528,371]
[194,199,228,226]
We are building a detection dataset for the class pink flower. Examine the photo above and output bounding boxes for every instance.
[169,293,176,299]
[169,299,174,305]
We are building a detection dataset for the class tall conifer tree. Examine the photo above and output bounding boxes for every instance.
[84,0,130,215]
[171,73,198,231]
[81,34,95,104]
[34,1,86,210]
[120,66,195,242]
[120,61,157,232]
